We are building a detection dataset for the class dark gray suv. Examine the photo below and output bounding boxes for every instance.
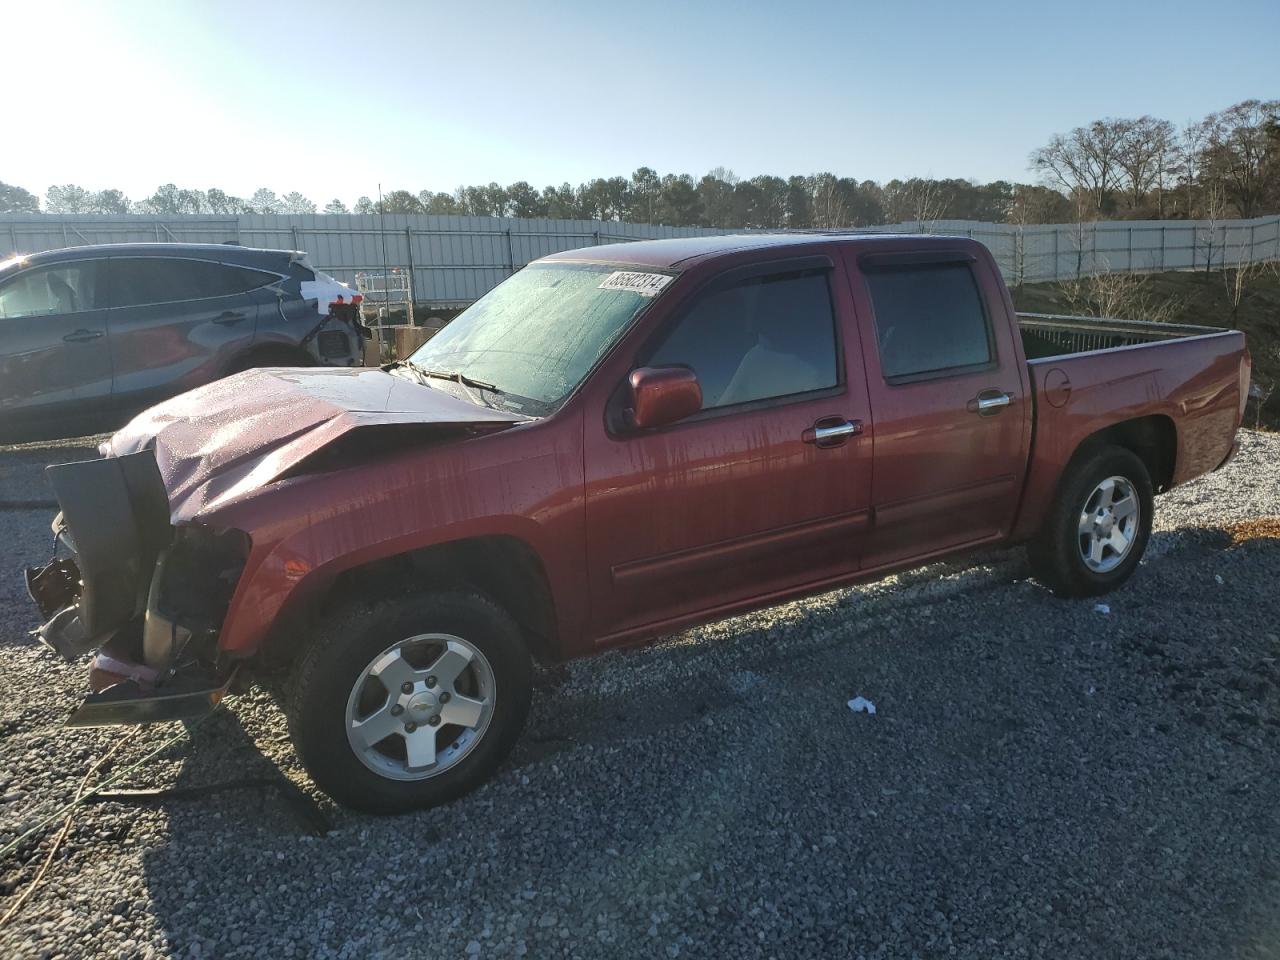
[0,243,367,443]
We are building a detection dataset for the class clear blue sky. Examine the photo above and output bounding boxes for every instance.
[9,0,1279,205]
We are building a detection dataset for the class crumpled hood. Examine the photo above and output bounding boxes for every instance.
[106,367,529,523]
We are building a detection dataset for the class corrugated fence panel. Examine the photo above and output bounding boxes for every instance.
[3,213,1277,304]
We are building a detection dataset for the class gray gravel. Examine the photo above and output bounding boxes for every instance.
[2,430,1279,959]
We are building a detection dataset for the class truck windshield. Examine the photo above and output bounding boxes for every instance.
[407,262,672,415]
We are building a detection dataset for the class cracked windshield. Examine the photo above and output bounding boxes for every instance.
[407,262,669,414]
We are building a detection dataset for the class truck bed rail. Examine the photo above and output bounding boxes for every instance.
[1017,312,1226,360]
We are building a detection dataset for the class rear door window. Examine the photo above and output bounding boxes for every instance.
[0,262,100,318]
[864,263,992,380]
[645,270,839,409]
[106,258,277,308]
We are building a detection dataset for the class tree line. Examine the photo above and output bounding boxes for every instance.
[1,98,1274,228]
[0,173,1063,227]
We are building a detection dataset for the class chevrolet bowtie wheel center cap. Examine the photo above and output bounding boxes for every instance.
[408,692,439,716]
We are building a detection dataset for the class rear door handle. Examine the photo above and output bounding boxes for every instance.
[62,329,104,343]
[803,418,863,448]
[213,311,247,325]
[968,391,1013,415]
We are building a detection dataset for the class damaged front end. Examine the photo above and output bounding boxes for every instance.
[25,450,248,727]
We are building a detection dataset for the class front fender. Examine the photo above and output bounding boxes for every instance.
[217,513,559,658]
[207,424,587,659]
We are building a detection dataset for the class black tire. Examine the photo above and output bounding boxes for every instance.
[286,590,532,814]
[1027,444,1154,598]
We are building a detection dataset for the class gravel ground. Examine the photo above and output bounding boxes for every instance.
[1,430,1279,959]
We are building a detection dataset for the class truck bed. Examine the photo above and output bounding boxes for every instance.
[1018,312,1227,360]
[1011,309,1249,542]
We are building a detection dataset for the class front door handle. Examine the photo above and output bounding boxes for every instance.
[62,329,104,343]
[803,418,863,448]
[213,311,247,325]
[968,391,1013,415]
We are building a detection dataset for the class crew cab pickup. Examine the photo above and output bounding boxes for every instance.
[24,234,1250,813]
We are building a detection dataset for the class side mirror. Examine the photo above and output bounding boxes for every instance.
[628,366,703,430]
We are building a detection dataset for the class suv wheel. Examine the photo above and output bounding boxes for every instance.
[287,590,532,814]
[1027,444,1154,598]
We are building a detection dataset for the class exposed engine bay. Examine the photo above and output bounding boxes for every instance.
[25,450,248,726]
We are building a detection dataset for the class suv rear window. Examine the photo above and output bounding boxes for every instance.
[106,258,277,308]
[864,263,992,380]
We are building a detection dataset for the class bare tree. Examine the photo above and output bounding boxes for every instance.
[1173,118,1210,218]
[1221,227,1270,326]
[1030,120,1126,215]
[1196,180,1228,271]
[809,174,847,229]
[883,178,951,227]
[1060,268,1182,323]
[1201,99,1280,218]
[1066,190,1096,278]
[1114,116,1176,214]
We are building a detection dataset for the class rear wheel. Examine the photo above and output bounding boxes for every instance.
[1027,445,1153,598]
[287,590,532,814]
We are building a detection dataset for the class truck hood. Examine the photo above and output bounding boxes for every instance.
[105,367,530,523]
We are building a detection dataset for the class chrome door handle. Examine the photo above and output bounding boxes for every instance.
[816,420,861,441]
[213,311,247,325]
[969,391,1013,415]
[804,418,863,447]
[62,329,104,343]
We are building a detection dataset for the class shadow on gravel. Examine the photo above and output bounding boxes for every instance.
[0,440,100,510]
[120,523,1280,958]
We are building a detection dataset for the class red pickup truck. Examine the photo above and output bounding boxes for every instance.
[25,234,1250,813]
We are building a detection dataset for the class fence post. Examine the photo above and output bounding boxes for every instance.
[1160,226,1165,271]
[1053,228,1059,282]
[405,227,417,325]
[1127,226,1133,271]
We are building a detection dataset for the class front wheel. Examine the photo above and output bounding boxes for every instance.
[286,590,532,814]
[1027,444,1154,598]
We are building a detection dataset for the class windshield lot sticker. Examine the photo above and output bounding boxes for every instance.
[598,271,673,297]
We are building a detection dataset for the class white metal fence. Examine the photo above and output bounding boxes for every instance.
[869,215,1280,287]
[3,212,1277,306]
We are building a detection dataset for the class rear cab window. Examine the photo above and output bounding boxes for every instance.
[863,261,993,382]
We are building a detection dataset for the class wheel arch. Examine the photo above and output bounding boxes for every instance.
[1070,413,1177,493]
[262,533,561,669]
